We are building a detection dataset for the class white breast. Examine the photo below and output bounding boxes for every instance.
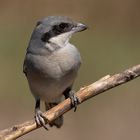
[26,43,81,102]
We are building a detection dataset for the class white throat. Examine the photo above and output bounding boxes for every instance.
[48,32,72,47]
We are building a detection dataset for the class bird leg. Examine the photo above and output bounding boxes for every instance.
[63,88,79,112]
[35,99,49,130]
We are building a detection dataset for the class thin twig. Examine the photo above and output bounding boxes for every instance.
[0,64,140,140]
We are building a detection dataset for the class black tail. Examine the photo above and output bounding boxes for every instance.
[45,102,63,128]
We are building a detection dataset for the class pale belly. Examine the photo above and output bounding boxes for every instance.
[25,44,81,102]
[27,69,78,102]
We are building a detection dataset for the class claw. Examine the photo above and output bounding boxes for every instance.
[35,109,49,130]
[69,90,79,112]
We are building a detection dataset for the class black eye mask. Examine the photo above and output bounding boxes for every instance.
[41,22,74,42]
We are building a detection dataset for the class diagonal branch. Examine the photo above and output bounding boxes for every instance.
[0,64,140,140]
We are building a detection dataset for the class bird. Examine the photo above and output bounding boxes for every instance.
[23,16,87,129]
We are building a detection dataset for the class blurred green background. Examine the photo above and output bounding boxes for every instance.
[0,0,140,139]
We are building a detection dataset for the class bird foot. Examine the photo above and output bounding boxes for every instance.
[69,90,80,112]
[35,109,49,130]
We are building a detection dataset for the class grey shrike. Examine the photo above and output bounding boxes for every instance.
[23,16,87,129]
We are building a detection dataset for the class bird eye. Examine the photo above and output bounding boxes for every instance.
[53,23,72,35]
[59,23,68,29]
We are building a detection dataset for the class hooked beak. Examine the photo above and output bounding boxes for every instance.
[72,23,88,32]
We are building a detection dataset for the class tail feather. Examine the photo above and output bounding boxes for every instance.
[45,102,63,128]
